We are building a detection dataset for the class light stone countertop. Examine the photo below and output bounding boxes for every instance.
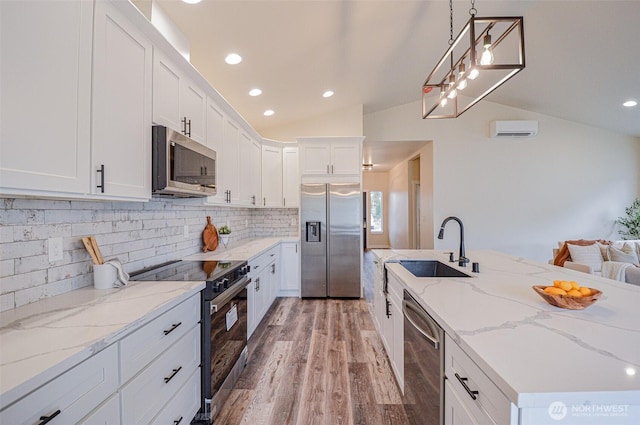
[374,249,640,415]
[182,236,299,262]
[0,280,204,408]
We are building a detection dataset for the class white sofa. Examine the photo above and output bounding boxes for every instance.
[552,240,640,286]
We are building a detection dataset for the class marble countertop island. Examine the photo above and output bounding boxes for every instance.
[375,249,640,419]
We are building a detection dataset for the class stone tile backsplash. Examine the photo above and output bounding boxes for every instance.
[0,198,298,312]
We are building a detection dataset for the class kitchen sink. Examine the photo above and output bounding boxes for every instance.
[398,260,471,278]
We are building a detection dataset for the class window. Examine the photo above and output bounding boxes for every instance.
[370,191,383,233]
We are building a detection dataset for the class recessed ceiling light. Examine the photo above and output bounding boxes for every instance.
[249,88,262,97]
[181,0,202,4]
[264,110,275,116]
[225,53,242,65]
[623,100,637,107]
[323,90,334,98]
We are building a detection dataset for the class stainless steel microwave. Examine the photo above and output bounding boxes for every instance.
[152,125,216,198]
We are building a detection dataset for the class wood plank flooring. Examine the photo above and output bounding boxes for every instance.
[215,251,412,425]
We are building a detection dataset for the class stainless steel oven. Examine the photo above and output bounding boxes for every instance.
[130,260,250,425]
[403,290,444,425]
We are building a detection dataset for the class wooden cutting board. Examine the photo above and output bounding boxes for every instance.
[202,216,219,252]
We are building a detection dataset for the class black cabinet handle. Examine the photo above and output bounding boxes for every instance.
[96,164,105,193]
[38,409,61,425]
[455,372,479,400]
[164,366,182,383]
[186,119,191,137]
[163,322,182,336]
[385,299,391,318]
[173,417,183,425]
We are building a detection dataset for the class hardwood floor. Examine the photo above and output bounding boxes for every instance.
[215,251,412,425]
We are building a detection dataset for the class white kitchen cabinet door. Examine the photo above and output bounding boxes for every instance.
[444,381,481,425]
[92,0,152,200]
[204,98,226,204]
[299,142,331,175]
[152,49,181,131]
[279,241,300,297]
[0,0,92,196]
[282,146,299,208]
[221,119,240,204]
[331,143,361,175]
[261,144,283,207]
[181,78,206,144]
[238,133,260,206]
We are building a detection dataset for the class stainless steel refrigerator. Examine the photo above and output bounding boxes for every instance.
[300,183,361,298]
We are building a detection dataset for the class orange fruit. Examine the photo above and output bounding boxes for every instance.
[553,280,563,288]
[570,281,581,290]
[544,286,567,295]
[567,289,582,297]
[558,281,573,292]
[579,287,592,296]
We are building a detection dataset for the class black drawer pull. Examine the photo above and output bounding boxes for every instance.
[173,417,183,425]
[39,409,61,425]
[455,372,479,400]
[163,322,182,336]
[164,366,182,383]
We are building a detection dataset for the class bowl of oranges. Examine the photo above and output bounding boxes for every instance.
[532,280,602,310]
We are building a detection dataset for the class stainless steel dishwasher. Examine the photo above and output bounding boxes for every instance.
[403,290,444,425]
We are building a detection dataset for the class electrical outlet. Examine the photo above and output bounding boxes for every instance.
[48,237,63,262]
[184,224,189,238]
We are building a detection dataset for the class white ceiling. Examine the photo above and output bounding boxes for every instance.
[152,0,640,170]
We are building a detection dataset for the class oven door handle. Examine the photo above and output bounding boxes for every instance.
[210,277,251,314]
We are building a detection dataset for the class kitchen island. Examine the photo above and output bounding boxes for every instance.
[375,249,640,424]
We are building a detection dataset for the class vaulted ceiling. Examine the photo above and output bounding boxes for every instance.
[153,0,640,143]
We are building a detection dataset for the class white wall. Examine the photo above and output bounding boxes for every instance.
[363,172,390,248]
[364,99,640,263]
[260,104,363,142]
[388,159,410,248]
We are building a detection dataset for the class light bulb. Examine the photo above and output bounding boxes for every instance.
[457,63,467,90]
[480,34,494,65]
[439,86,448,107]
[468,67,479,80]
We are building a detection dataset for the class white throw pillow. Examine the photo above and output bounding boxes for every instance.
[567,243,604,272]
[607,243,640,266]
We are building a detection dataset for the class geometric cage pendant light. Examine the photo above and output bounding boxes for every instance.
[422,0,525,119]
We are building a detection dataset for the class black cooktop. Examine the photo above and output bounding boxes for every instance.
[130,259,247,285]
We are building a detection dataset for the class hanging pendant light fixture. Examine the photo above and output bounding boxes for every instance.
[422,0,525,119]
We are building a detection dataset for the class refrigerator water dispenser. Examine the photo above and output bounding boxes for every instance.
[306,221,321,242]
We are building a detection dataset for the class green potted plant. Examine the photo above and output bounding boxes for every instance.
[218,224,232,247]
[616,198,640,240]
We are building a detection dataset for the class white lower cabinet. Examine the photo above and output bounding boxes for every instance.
[379,272,404,390]
[279,241,300,297]
[0,345,119,425]
[444,334,517,425]
[121,308,201,425]
[0,293,202,425]
[445,380,480,425]
[247,246,279,338]
[150,367,201,425]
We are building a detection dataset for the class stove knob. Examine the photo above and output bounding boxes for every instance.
[214,281,223,292]
[221,278,229,288]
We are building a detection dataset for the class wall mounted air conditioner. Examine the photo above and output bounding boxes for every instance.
[490,120,538,138]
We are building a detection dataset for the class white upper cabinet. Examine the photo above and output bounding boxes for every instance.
[298,137,364,180]
[152,50,206,144]
[261,143,283,207]
[92,0,152,200]
[239,133,261,206]
[221,119,241,204]
[204,98,226,204]
[282,146,299,208]
[0,0,93,196]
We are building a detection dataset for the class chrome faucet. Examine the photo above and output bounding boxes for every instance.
[438,216,469,267]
